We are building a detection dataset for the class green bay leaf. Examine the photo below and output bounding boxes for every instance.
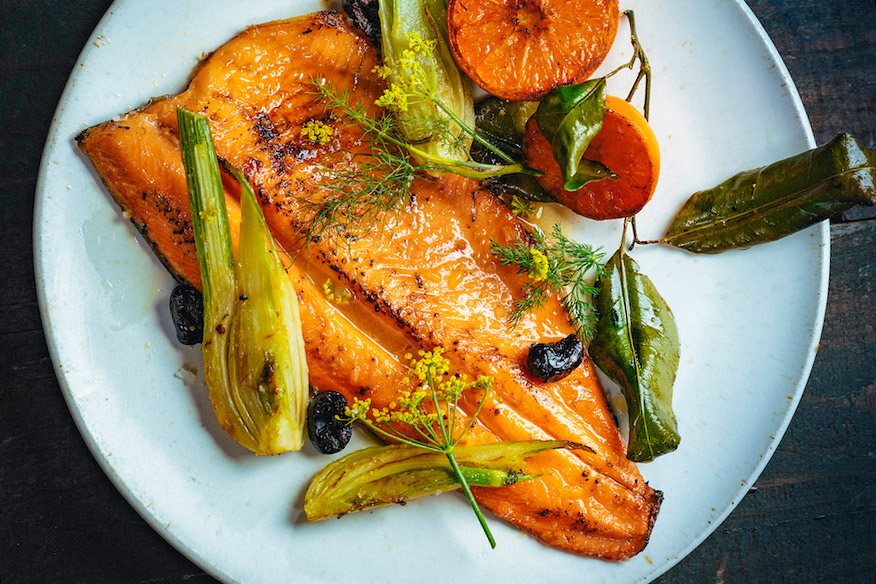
[589,249,680,462]
[664,133,876,253]
[535,78,615,191]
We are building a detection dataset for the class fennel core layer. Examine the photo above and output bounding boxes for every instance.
[177,106,309,456]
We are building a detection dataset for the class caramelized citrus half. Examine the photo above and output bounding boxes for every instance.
[447,0,619,101]
[523,95,660,219]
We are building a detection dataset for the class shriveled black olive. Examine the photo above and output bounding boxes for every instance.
[169,285,203,345]
[308,390,353,454]
[342,0,381,49]
[526,334,584,383]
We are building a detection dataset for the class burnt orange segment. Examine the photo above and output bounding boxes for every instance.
[77,11,660,559]
[524,95,661,219]
[447,0,619,100]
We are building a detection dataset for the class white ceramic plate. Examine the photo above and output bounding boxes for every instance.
[35,1,825,582]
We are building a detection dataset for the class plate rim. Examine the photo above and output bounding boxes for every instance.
[637,2,826,581]
[32,1,828,582]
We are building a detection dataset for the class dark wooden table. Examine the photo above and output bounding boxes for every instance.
[2,1,874,582]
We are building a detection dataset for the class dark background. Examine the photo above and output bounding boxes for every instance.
[2,1,874,582]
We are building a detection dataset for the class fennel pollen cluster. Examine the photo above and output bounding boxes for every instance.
[373,32,437,112]
[527,248,549,281]
[345,348,493,432]
[404,348,451,382]
[301,119,334,144]
[339,348,511,547]
[322,279,352,305]
[511,194,534,218]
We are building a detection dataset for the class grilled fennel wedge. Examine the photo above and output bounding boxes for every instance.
[305,441,577,521]
[177,107,308,455]
[378,0,474,165]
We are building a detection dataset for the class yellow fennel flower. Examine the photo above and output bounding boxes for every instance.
[527,248,549,282]
[301,119,334,144]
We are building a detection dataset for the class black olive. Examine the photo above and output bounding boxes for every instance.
[169,285,204,345]
[526,334,584,383]
[308,390,353,454]
[342,0,381,49]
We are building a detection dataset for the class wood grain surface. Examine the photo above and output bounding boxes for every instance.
[1,1,873,582]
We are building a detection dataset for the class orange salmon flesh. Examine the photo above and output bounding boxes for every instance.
[77,11,661,560]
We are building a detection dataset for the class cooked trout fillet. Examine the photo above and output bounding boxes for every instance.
[77,11,661,559]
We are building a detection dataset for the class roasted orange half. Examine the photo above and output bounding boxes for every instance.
[447,0,619,101]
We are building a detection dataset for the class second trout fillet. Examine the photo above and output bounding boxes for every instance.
[77,11,661,559]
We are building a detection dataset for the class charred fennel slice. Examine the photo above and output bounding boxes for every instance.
[177,107,308,455]
[304,349,587,548]
[305,440,577,520]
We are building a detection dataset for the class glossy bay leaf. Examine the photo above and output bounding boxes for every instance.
[663,133,876,253]
[535,78,616,191]
[589,249,680,462]
[474,97,539,155]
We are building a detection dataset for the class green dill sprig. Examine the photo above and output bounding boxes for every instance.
[297,81,424,245]
[301,76,535,246]
[312,75,534,179]
[298,33,542,245]
[344,348,499,548]
[490,224,604,339]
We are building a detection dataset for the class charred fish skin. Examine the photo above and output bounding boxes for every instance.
[76,124,199,287]
[77,11,660,559]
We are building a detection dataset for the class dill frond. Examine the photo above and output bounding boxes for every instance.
[296,79,428,246]
[302,77,530,248]
[490,224,604,339]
